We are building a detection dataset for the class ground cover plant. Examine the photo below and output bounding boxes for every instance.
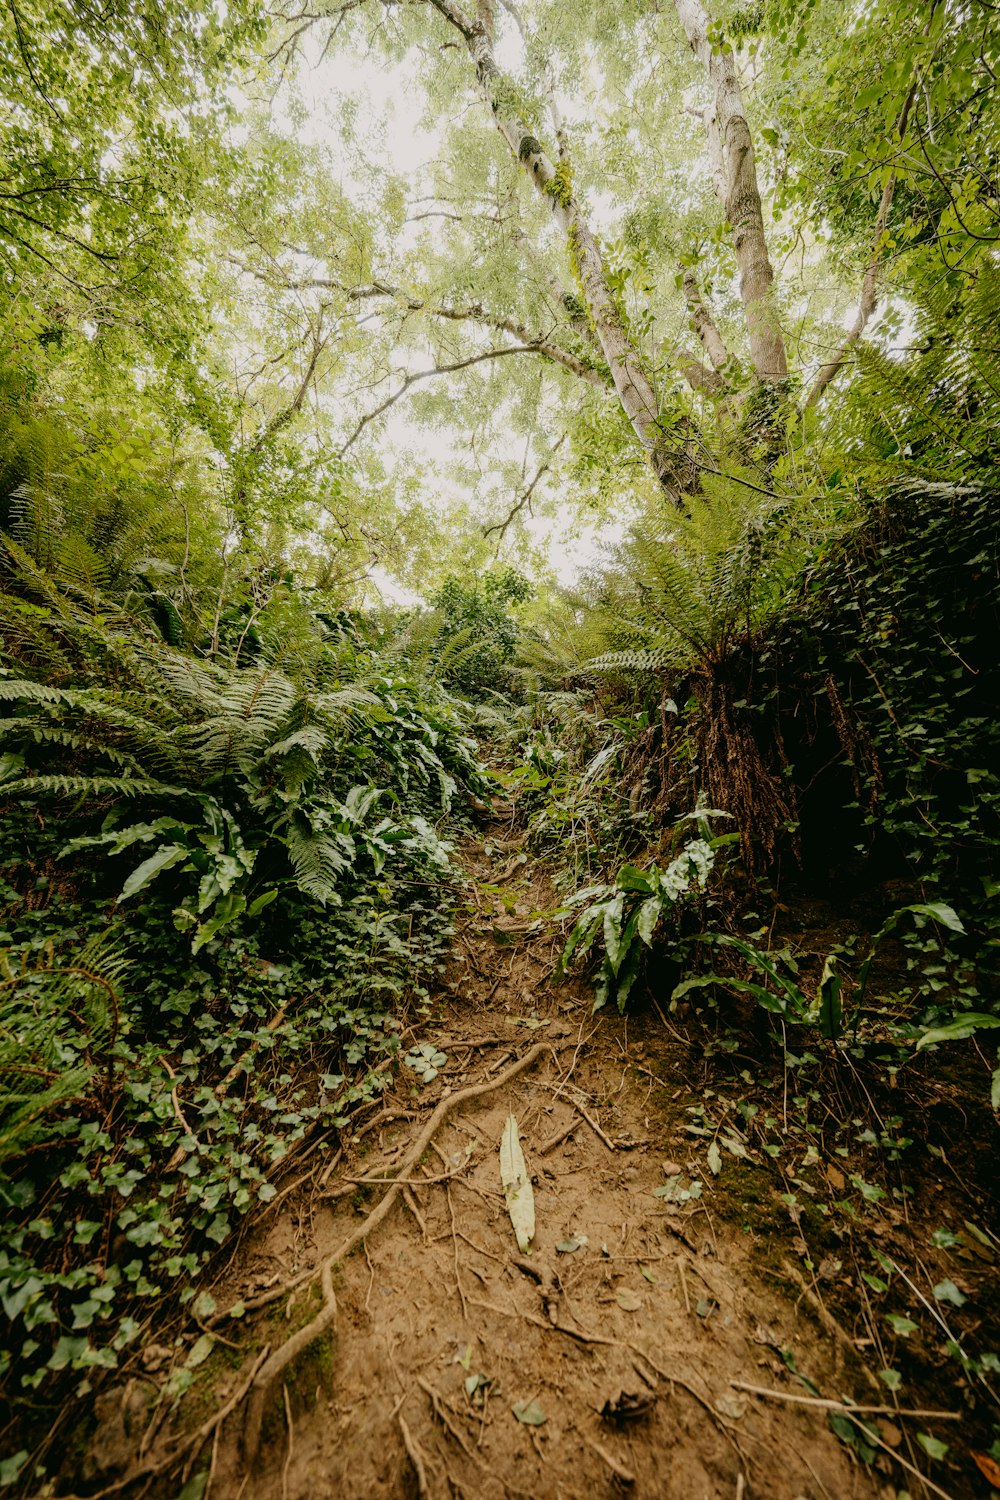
[0,0,998,1493]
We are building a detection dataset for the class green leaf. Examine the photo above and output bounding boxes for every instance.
[917,1014,1000,1050]
[916,1433,949,1461]
[818,954,842,1040]
[511,1399,546,1425]
[0,1452,29,1488]
[119,843,188,901]
[885,1314,918,1337]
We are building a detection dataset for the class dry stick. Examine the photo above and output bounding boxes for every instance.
[317,1144,344,1189]
[678,1259,692,1315]
[331,1167,466,1189]
[241,1043,551,1457]
[398,1411,430,1497]
[164,1009,292,1173]
[538,1118,576,1156]
[416,1376,478,1462]
[584,1436,636,1487]
[446,1183,469,1321]
[544,1082,616,1152]
[402,1184,428,1240]
[568,1098,616,1152]
[729,1382,961,1422]
[734,1385,958,1500]
[216,1006,289,1097]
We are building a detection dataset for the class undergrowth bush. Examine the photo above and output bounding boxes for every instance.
[0,541,489,1410]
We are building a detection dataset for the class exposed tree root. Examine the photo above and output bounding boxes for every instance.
[239,1042,552,1459]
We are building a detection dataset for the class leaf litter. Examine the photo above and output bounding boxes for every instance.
[157,824,959,1500]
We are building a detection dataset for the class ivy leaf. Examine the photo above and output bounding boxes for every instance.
[916,1433,949,1461]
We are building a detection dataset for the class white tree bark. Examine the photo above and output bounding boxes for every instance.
[428,0,697,501]
[674,0,788,385]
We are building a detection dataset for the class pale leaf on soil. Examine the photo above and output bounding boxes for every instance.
[512,1399,546,1425]
[499,1113,535,1253]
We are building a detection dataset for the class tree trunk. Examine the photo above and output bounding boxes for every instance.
[674,0,787,386]
[428,0,698,502]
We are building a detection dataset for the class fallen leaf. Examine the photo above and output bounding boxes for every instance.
[879,1420,902,1449]
[695,1298,717,1319]
[826,1163,846,1191]
[971,1451,1000,1486]
[499,1114,535,1254]
[707,1142,722,1176]
[512,1399,546,1426]
[639,1265,657,1284]
[556,1237,585,1254]
[661,1159,683,1177]
[616,1288,643,1312]
[184,1334,215,1370]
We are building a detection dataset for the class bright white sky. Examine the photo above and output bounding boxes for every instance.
[260,19,888,607]
[275,31,628,604]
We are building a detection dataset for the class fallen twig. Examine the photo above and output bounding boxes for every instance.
[730,1381,961,1421]
[538,1117,576,1155]
[281,1384,294,1500]
[584,1436,635,1487]
[734,1383,959,1500]
[417,1375,478,1461]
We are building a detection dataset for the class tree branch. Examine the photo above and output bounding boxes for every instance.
[803,75,922,408]
[249,308,331,453]
[338,344,561,455]
[681,267,738,379]
[224,257,608,388]
[424,0,699,502]
[482,435,565,539]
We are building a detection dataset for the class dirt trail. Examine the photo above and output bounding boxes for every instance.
[188,820,896,1500]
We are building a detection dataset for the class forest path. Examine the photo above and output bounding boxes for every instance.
[197,811,888,1500]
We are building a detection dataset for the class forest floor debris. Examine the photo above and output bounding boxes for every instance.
[73,813,999,1500]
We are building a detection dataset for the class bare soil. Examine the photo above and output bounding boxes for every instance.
[82,822,1000,1500]
[160,822,926,1500]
